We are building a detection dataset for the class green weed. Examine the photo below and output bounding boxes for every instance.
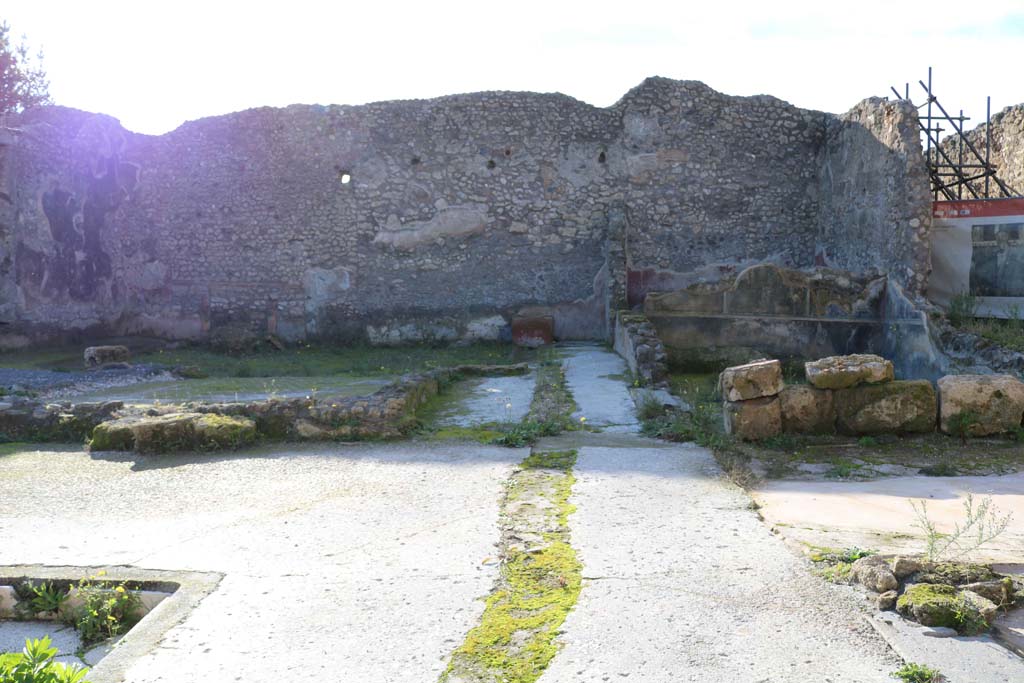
[892,662,943,682]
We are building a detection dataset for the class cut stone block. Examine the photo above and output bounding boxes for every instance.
[719,359,783,402]
[779,385,835,433]
[84,345,131,367]
[994,606,1024,656]
[805,354,894,390]
[723,396,781,441]
[511,316,553,348]
[937,374,1024,436]
[90,412,256,453]
[835,380,937,435]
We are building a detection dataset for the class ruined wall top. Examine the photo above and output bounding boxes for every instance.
[0,78,931,347]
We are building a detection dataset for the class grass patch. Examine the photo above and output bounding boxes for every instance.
[427,426,506,444]
[892,662,943,682]
[132,341,526,378]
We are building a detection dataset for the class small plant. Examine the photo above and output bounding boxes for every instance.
[24,581,69,616]
[947,410,980,445]
[892,662,942,682]
[857,435,879,448]
[910,493,1013,563]
[0,636,91,683]
[947,291,977,328]
[635,392,665,421]
[65,575,144,647]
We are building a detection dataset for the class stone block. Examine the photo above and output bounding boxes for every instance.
[723,396,781,441]
[84,345,131,367]
[719,359,784,401]
[779,385,835,433]
[511,316,554,348]
[937,374,1024,436]
[0,585,17,617]
[835,380,937,435]
[805,354,894,389]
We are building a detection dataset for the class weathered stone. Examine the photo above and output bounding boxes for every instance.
[511,316,554,348]
[192,414,257,449]
[921,626,958,638]
[0,585,17,618]
[851,555,898,593]
[890,556,927,579]
[719,359,784,402]
[723,396,781,441]
[779,385,835,433]
[959,578,1014,605]
[84,345,131,367]
[961,590,999,624]
[91,412,255,453]
[876,590,897,611]
[805,354,894,390]
[896,583,988,634]
[835,380,937,435]
[937,374,1024,436]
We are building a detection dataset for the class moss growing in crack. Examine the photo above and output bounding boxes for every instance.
[441,449,581,683]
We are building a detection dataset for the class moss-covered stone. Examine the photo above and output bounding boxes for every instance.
[896,583,988,634]
[835,380,937,435]
[193,414,257,449]
[88,419,136,451]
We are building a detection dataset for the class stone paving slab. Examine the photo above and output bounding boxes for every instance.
[539,441,900,682]
[433,373,535,427]
[561,344,639,433]
[752,473,1024,563]
[871,612,1024,683]
[0,442,520,682]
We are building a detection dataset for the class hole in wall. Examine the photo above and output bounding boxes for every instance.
[504,148,511,157]
[411,156,421,165]
[598,151,607,164]
[486,159,496,170]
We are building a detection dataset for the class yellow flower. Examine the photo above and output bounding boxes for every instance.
[579,417,586,423]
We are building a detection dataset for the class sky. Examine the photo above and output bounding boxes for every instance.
[5,0,1024,136]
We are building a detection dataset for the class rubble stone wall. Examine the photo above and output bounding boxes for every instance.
[0,78,931,348]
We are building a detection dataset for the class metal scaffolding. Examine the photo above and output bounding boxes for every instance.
[891,67,1019,201]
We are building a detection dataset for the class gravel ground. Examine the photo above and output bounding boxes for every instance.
[0,364,167,398]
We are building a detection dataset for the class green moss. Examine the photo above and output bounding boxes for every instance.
[134,342,525,379]
[521,450,576,472]
[194,414,257,449]
[427,426,505,444]
[896,583,988,634]
[0,442,30,457]
[88,421,135,451]
[442,450,581,683]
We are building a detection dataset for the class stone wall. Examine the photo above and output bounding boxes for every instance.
[817,98,933,294]
[939,103,1024,198]
[0,79,932,347]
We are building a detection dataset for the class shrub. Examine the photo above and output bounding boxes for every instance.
[0,637,90,683]
[892,662,942,683]
[64,576,144,647]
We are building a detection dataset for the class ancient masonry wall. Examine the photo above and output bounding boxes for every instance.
[817,98,933,294]
[942,103,1024,198]
[0,78,931,348]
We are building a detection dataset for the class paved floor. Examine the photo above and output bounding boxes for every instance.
[537,437,900,683]
[562,344,639,433]
[753,473,1024,564]
[0,442,520,682]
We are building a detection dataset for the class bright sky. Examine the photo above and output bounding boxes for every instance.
[5,1,1024,135]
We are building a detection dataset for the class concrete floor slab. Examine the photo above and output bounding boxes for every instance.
[539,442,900,683]
[752,473,1024,563]
[561,344,639,433]
[0,442,520,682]
[433,373,535,427]
[871,612,1024,683]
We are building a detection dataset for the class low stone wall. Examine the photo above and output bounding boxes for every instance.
[645,264,887,367]
[613,311,668,388]
[0,364,529,452]
[721,353,1024,441]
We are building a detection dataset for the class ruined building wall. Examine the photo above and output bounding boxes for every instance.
[817,98,933,294]
[940,103,1024,198]
[0,79,931,347]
